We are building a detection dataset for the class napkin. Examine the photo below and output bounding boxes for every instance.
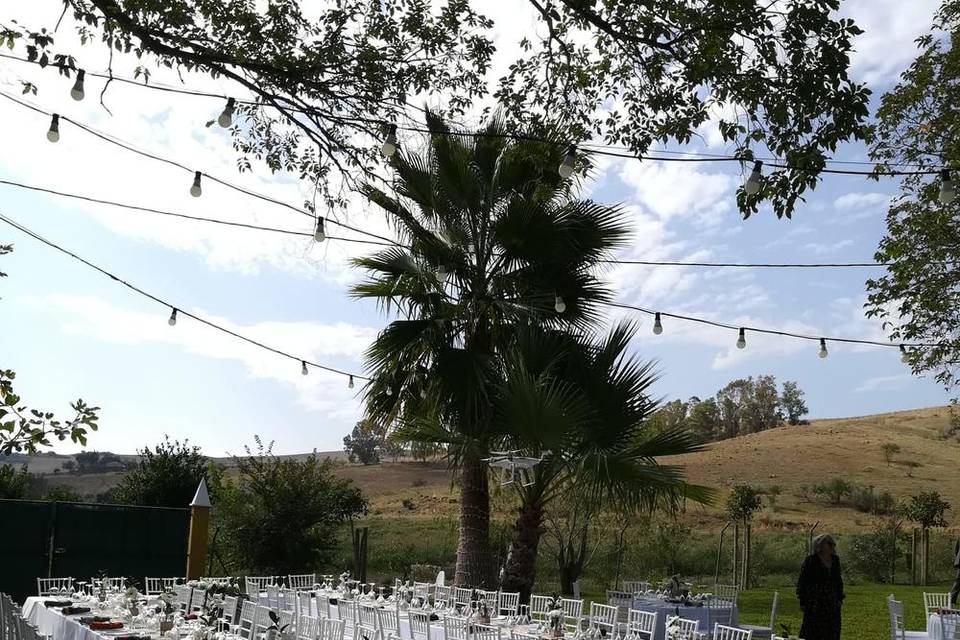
[80,616,111,625]
[89,621,124,630]
[44,600,73,608]
[62,607,91,616]
[184,613,198,620]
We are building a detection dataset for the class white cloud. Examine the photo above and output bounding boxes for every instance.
[834,192,890,211]
[618,160,738,224]
[802,239,856,255]
[855,374,912,393]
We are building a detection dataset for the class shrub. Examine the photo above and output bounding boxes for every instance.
[0,463,27,499]
[112,437,210,508]
[44,484,83,502]
[880,442,901,466]
[813,478,852,505]
[850,484,896,515]
[903,491,951,529]
[847,523,904,583]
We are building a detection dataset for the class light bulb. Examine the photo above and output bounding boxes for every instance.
[554,295,566,314]
[381,124,398,158]
[436,265,448,283]
[653,312,663,335]
[420,388,427,399]
[818,338,828,359]
[900,344,909,364]
[744,160,763,195]
[301,361,309,376]
[70,70,85,101]
[558,146,576,179]
[314,217,326,242]
[386,386,393,397]
[168,308,178,326]
[218,98,236,128]
[736,328,747,349]
[46,114,60,143]
[348,375,355,390]
[939,169,956,205]
[190,171,202,197]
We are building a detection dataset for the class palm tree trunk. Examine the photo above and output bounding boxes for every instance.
[455,450,491,587]
[500,500,544,603]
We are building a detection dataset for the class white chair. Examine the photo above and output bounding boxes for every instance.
[510,631,539,640]
[887,595,931,640]
[471,623,501,640]
[672,618,699,640]
[409,610,433,640]
[925,593,952,618]
[707,598,736,630]
[627,609,656,640]
[237,600,257,639]
[623,582,650,594]
[376,606,401,640]
[37,577,74,596]
[444,615,470,640]
[530,595,551,623]
[715,585,739,605]
[739,591,778,639]
[606,591,633,622]
[356,603,380,640]
[434,585,452,609]
[279,610,296,636]
[298,615,321,640]
[337,600,357,634]
[714,625,752,640]
[254,605,273,638]
[297,591,314,618]
[590,603,618,635]
[265,585,281,609]
[454,588,473,611]
[561,598,583,632]
[289,574,317,591]
[246,576,274,595]
[189,587,206,613]
[145,577,165,596]
[174,584,192,611]
[321,619,346,640]
[221,595,239,629]
[477,590,498,610]
[413,582,432,602]
[941,611,960,640]
[316,593,331,618]
[498,592,520,617]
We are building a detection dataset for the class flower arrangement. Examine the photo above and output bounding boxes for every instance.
[664,616,681,640]
[265,609,292,640]
[546,594,563,638]
[124,585,140,616]
[471,590,490,625]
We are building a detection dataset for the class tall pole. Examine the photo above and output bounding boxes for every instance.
[186,479,211,580]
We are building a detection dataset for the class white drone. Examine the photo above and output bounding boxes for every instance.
[482,450,544,487]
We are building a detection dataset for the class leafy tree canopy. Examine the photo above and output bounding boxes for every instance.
[903,490,951,530]
[725,484,762,523]
[2,0,870,217]
[112,436,210,508]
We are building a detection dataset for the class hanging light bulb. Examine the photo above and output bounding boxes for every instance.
[381,124,398,158]
[168,308,178,327]
[301,360,309,376]
[736,328,747,349]
[314,217,326,242]
[939,169,956,205]
[558,145,576,179]
[900,344,909,363]
[744,160,763,195]
[653,312,663,335]
[818,338,828,359]
[70,70,86,101]
[386,386,393,397]
[348,375,355,390]
[190,171,202,197]
[420,388,427,399]
[554,295,566,314]
[436,264,449,283]
[46,114,60,143]
[218,98,236,128]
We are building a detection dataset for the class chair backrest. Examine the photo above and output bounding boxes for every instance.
[925,593,952,617]
[408,611,433,640]
[37,577,74,596]
[590,602,618,633]
[298,592,313,617]
[768,591,780,630]
[561,598,583,630]
[443,615,470,640]
[509,631,539,640]
[435,585,452,608]
[298,615,321,640]
[202,577,233,586]
[222,595,239,626]
[454,588,473,608]
[606,591,632,622]
[887,595,906,640]
[357,602,379,639]
[413,582,432,601]
[246,576,274,594]
[714,585,739,604]
[674,618,699,640]
[321,618,346,640]
[940,611,960,640]
[145,577,165,596]
[623,582,650,594]
[477,590,498,610]
[530,595,552,622]
[289,574,317,591]
[315,593,331,618]
[376,606,401,639]
[499,592,520,617]
[707,598,735,629]
[266,585,281,609]
[471,623,501,640]
[714,625,752,640]
[174,584,192,610]
[627,609,657,639]
[254,605,273,635]
[237,600,257,639]
[279,610,295,633]
[337,600,357,628]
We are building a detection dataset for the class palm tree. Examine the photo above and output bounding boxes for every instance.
[494,322,712,599]
[351,113,629,586]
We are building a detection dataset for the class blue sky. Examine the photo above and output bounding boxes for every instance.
[0,0,951,456]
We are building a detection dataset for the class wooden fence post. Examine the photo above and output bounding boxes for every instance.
[186,479,211,580]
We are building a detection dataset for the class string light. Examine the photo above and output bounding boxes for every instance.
[301,360,309,376]
[190,171,202,197]
[348,375,355,390]
[218,98,236,128]
[46,114,60,143]
[939,170,956,205]
[818,338,828,359]
[558,145,576,178]
[744,161,763,195]
[314,217,326,242]
[168,308,178,326]
[554,295,567,314]
[70,70,85,101]
[653,312,663,335]
[386,386,394,396]
[736,328,747,349]
[900,344,910,363]
[381,124,398,158]
[436,264,449,283]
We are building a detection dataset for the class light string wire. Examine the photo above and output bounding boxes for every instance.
[0,211,370,381]
[0,52,945,175]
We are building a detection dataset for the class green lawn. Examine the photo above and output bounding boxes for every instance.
[737,583,951,640]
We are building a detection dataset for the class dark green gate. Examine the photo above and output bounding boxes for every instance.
[0,499,190,604]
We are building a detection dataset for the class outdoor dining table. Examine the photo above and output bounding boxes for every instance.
[630,597,738,640]
[927,612,959,640]
[22,597,166,640]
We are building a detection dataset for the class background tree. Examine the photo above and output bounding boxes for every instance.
[726,485,763,588]
[379,438,406,463]
[0,463,27,499]
[112,437,210,508]
[7,0,870,217]
[866,0,960,387]
[903,490,951,585]
[343,423,380,466]
[780,381,809,426]
[43,484,83,502]
[881,442,901,466]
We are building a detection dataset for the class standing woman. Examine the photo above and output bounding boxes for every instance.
[797,534,845,640]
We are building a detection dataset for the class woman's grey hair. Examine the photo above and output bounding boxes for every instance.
[812,533,836,554]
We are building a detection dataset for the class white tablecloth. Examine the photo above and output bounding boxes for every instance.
[928,612,959,640]
[22,598,112,640]
[631,598,738,640]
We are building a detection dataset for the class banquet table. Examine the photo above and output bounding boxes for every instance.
[23,598,152,640]
[927,612,959,640]
[630,597,738,640]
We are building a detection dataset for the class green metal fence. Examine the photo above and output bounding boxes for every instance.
[0,499,190,604]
